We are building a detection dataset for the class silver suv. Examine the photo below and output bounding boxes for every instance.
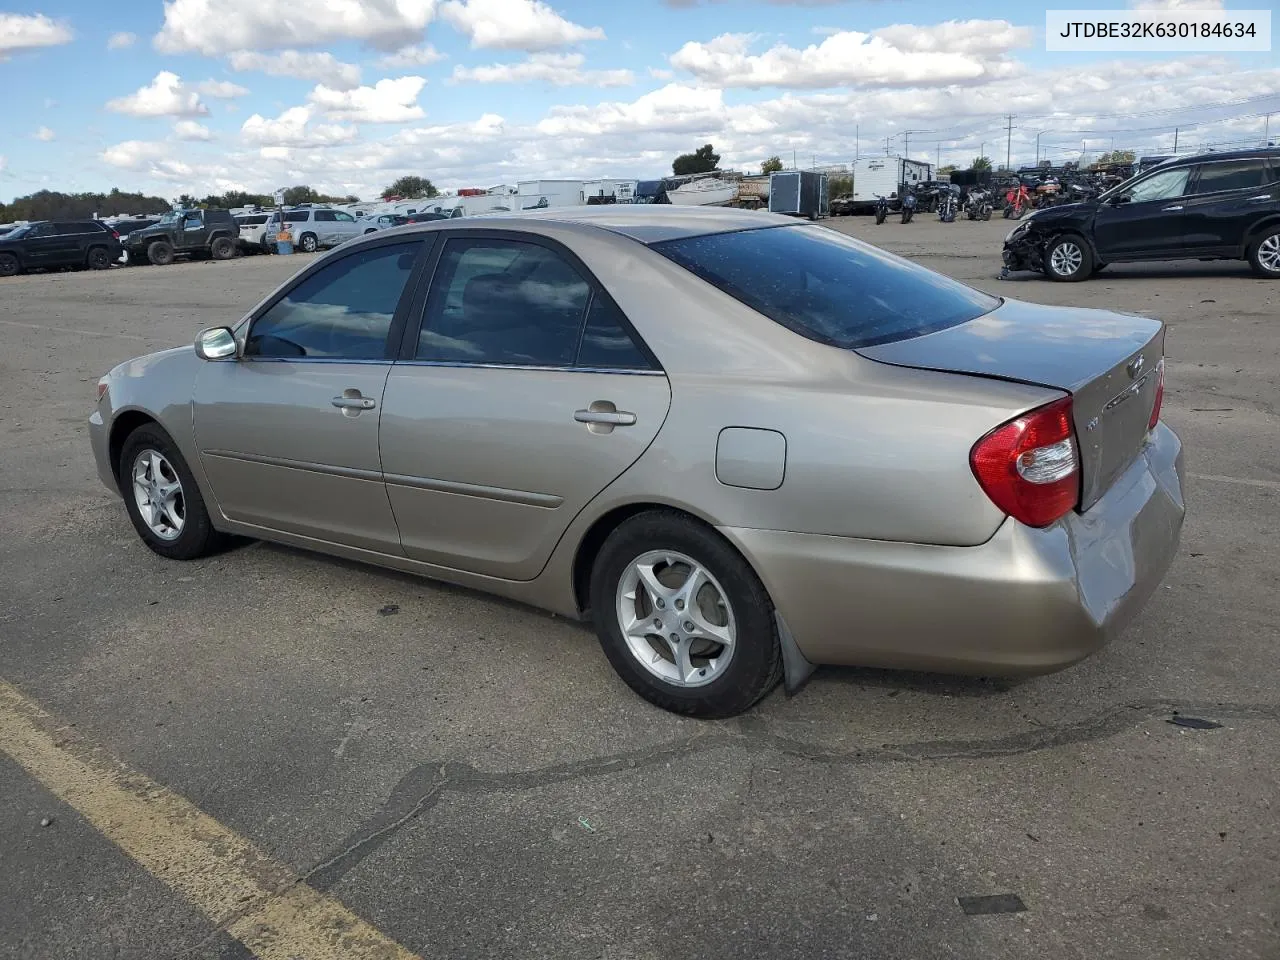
[264,208,361,253]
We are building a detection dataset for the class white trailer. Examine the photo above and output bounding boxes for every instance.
[581,179,637,203]
[516,179,586,208]
[851,157,933,209]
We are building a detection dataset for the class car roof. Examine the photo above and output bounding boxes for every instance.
[1152,147,1280,168]
[392,205,799,245]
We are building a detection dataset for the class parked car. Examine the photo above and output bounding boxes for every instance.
[262,207,362,252]
[110,217,160,263]
[0,219,122,277]
[89,208,1183,717]
[123,209,238,266]
[357,213,409,234]
[404,210,455,223]
[235,213,273,253]
[1003,148,1280,280]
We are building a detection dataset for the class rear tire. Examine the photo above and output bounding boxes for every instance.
[87,246,112,270]
[299,232,318,253]
[117,424,226,561]
[589,511,783,718]
[210,236,235,260]
[1247,227,1280,278]
[1044,234,1093,282]
[0,252,20,277]
[148,241,175,266]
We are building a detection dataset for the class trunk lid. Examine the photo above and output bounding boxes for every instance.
[858,298,1164,510]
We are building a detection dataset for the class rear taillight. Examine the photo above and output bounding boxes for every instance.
[96,379,109,402]
[1148,358,1164,431]
[111,230,120,239]
[970,396,1079,528]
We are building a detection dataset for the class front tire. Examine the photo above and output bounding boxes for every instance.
[0,252,20,277]
[148,241,175,266]
[299,233,318,253]
[1248,227,1280,278]
[1044,235,1093,282]
[589,511,783,718]
[118,424,225,561]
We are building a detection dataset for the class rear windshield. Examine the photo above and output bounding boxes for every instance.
[653,224,998,348]
[240,215,268,225]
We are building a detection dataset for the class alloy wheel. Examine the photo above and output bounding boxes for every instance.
[131,449,185,541]
[615,550,736,688]
[1050,241,1083,277]
[1258,234,1280,274]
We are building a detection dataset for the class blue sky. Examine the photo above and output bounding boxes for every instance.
[1,0,1276,202]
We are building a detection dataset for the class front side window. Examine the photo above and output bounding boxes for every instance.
[1120,167,1191,203]
[655,224,997,349]
[246,242,420,359]
[417,238,590,366]
[1190,160,1272,195]
[26,223,54,238]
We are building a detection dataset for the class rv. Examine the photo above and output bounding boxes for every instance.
[851,157,933,212]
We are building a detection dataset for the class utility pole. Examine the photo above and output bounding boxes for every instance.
[855,123,859,161]
[792,149,797,170]
[1035,131,1042,164]
[1265,112,1272,144]
[1173,127,1179,152]
[936,144,941,168]
[1005,114,1015,171]
[903,130,910,160]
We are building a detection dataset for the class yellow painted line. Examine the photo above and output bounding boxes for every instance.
[0,679,421,960]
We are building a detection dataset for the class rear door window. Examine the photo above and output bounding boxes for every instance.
[654,224,997,349]
[1190,159,1272,194]
[285,212,309,223]
[315,211,337,222]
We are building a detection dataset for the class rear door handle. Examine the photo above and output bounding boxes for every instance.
[1162,205,1183,211]
[575,409,636,426]
[1247,195,1271,202]
[332,395,376,410]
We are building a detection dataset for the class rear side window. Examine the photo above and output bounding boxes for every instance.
[56,222,97,235]
[315,211,336,222]
[245,242,419,359]
[654,225,998,349]
[241,215,268,225]
[1191,159,1272,194]
[285,212,309,223]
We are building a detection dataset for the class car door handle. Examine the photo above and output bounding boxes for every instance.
[574,408,636,426]
[1162,205,1183,211]
[332,395,376,410]
[1247,195,1271,202]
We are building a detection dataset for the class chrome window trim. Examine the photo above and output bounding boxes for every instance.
[395,359,666,375]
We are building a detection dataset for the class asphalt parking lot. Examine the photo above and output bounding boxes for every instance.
[2,218,1277,960]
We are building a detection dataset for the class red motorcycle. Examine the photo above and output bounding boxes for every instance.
[1002,184,1031,219]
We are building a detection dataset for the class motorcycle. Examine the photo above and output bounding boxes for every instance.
[964,188,993,221]
[900,192,917,224]
[874,194,890,225]
[1002,185,1031,219]
[937,189,959,223]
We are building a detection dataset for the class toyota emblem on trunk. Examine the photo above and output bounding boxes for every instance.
[1127,355,1145,379]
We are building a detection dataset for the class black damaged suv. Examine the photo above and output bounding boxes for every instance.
[1003,148,1280,281]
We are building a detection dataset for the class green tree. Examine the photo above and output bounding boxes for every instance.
[1094,149,1136,166]
[381,176,437,199]
[672,144,720,176]
[937,164,957,176]
[761,155,783,174]
[970,156,993,172]
[175,193,199,208]
[0,188,171,222]
[827,175,852,197]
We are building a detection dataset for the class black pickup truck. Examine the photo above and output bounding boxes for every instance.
[1003,148,1280,281]
[122,209,239,265]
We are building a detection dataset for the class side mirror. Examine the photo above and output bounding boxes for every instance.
[195,326,238,361]
[1110,194,1131,206]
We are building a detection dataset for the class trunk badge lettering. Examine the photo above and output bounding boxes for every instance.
[1085,416,1100,431]
[1127,356,1145,379]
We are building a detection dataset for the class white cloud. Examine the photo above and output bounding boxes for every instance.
[452,53,632,86]
[377,43,446,67]
[174,120,213,141]
[34,126,55,142]
[1131,0,1223,8]
[0,155,6,175]
[107,31,137,50]
[0,13,72,58]
[196,79,249,98]
[536,83,726,138]
[102,140,166,170]
[106,72,209,118]
[155,0,439,55]
[671,21,1032,88]
[241,105,359,146]
[440,0,604,51]
[308,76,427,122]
[648,67,674,80]
[228,50,362,90]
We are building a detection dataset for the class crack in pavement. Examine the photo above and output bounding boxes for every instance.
[302,698,1279,892]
